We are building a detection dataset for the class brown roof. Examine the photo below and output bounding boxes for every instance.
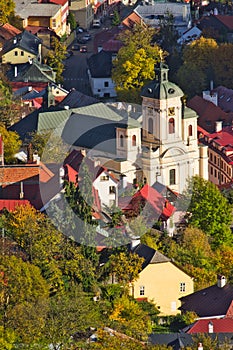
[179,283,233,317]
[215,15,233,30]
[122,12,145,29]
[0,23,21,41]
[213,86,233,113]
[187,95,233,133]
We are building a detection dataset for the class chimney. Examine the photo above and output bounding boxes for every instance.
[80,149,86,157]
[64,105,69,110]
[198,343,203,350]
[14,66,17,77]
[20,181,24,199]
[215,121,222,132]
[217,274,226,288]
[27,143,33,163]
[208,321,214,333]
[210,80,214,91]
[120,174,127,189]
[59,166,65,186]
[0,134,4,166]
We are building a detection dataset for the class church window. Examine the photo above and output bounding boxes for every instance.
[169,169,176,185]
[168,118,175,134]
[188,125,193,136]
[148,107,153,115]
[132,135,136,146]
[120,134,124,147]
[148,118,153,134]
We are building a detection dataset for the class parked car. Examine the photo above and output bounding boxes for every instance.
[77,37,88,44]
[71,44,80,51]
[80,46,87,53]
[92,19,101,28]
[82,33,91,41]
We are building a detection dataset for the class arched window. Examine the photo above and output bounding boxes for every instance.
[120,134,124,147]
[188,124,193,137]
[132,135,136,146]
[168,118,175,134]
[169,169,176,185]
[148,118,153,134]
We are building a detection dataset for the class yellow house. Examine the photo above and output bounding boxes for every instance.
[1,30,42,65]
[14,0,69,37]
[130,244,194,316]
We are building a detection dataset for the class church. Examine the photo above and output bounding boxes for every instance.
[64,61,208,195]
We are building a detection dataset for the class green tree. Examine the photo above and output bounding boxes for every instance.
[112,24,162,103]
[67,12,77,31]
[0,0,15,24]
[212,43,233,88]
[108,251,144,287]
[111,10,121,26]
[47,37,67,83]
[183,176,233,248]
[0,124,21,163]
[176,37,218,98]
[45,286,101,349]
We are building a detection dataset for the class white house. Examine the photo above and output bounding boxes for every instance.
[93,168,118,208]
[87,50,117,99]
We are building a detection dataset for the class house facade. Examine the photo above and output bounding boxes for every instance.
[130,244,194,316]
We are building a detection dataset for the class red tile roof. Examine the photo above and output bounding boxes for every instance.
[49,0,68,5]
[187,95,233,133]
[119,184,175,220]
[187,318,233,334]
[102,39,123,52]
[0,199,30,212]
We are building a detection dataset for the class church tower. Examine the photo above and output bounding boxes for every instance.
[140,62,206,194]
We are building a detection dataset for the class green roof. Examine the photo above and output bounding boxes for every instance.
[183,106,198,119]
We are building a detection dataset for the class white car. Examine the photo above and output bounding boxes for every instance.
[92,19,101,28]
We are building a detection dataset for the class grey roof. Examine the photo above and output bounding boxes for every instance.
[57,89,100,109]
[14,0,61,19]
[3,30,41,55]
[179,283,233,317]
[132,243,170,270]
[87,50,113,78]
[135,3,191,26]
[141,63,183,100]
[149,333,193,350]
[149,333,233,350]
[8,60,56,83]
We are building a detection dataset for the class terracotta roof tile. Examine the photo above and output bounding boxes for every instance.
[187,318,233,333]
[0,199,30,212]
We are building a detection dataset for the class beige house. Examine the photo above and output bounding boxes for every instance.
[130,244,194,316]
[1,30,42,65]
[69,0,94,29]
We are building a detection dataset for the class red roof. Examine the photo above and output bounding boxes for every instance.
[119,184,175,220]
[102,39,123,52]
[187,318,233,334]
[65,164,78,184]
[122,12,144,28]
[49,0,68,5]
[0,23,21,40]
[0,199,30,212]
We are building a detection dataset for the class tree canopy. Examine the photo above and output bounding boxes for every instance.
[46,37,67,83]
[0,124,21,163]
[0,0,15,24]
[183,176,232,248]
[112,24,163,103]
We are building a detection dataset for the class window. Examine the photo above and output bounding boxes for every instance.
[140,286,145,296]
[14,51,18,56]
[214,155,216,164]
[104,81,109,87]
[180,282,186,292]
[210,153,213,162]
[210,166,213,175]
[21,51,24,56]
[148,118,153,134]
[120,134,124,147]
[169,169,176,185]
[188,124,193,137]
[214,169,217,177]
[109,186,115,194]
[52,19,56,28]
[132,135,136,146]
[168,118,175,134]
[100,175,109,181]
[147,107,153,115]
